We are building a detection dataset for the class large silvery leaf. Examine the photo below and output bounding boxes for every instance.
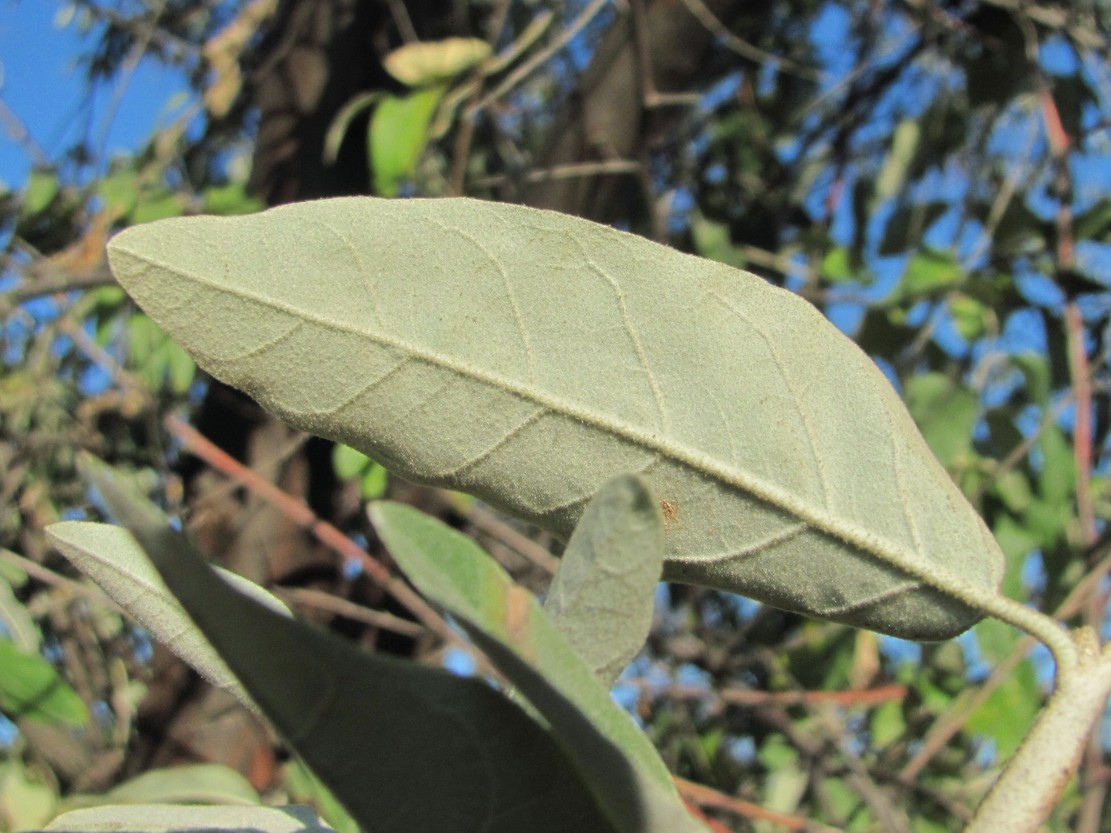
[106,198,1005,639]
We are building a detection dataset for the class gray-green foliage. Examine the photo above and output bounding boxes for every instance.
[106,197,1004,639]
[542,474,663,687]
[48,521,290,709]
[43,804,335,833]
[370,479,702,833]
[55,457,630,833]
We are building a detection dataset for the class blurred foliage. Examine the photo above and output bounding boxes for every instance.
[0,0,1109,830]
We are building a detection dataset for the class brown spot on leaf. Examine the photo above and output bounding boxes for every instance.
[659,499,679,531]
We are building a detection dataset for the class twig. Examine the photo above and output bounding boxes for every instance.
[676,0,818,79]
[439,495,560,574]
[273,586,425,639]
[477,0,611,111]
[0,96,51,167]
[163,415,463,651]
[719,683,907,708]
[674,775,842,832]
[2,269,116,307]
[900,543,1111,782]
[0,547,120,611]
[966,631,1111,833]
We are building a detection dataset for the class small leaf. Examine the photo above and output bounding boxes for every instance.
[383,37,491,86]
[46,520,290,710]
[543,475,663,687]
[22,169,58,217]
[948,294,990,341]
[202,183,264,217]
[323,92,382,166]
[899,248,963,299]
[875,118,921,202]
[331,443,369,480]
[370,90,442,196]
[63,763,259,810]
[0,639,88,726]
[819,247,856,284]
[370,500,707,833]
[967,656,1040,758]
[903,373,979,469]
[359,462,388,499]
[0,575,40,651]
[44,804,336,833]
[106,198,1006,640]
[74,456,617,833]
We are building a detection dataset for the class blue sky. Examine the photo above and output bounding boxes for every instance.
[0,0,187,188]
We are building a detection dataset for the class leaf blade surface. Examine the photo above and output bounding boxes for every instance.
[107,198,1004,639]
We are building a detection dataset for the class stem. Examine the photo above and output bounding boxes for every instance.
[965,629,1111,833]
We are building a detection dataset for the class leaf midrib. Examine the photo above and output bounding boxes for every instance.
[119,246,951,589]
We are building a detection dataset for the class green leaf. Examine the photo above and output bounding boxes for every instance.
[97,168,140,219]
[284,759,360,833]
[331,443,369,480]
[879,202,948,256]
[948,294,990,341]
[903,373,979,469]
[22,169,59,217]
[323,92,382,166]
[46,521,290,711]
[0,639,88,726]
[132,190,186,224]
[0,761,57,831]
[369,497,706,833]
[106,198,1005,640]
[359,462,388,499]
[0,574,40,651]
[203,183,265,217]
[44,805,336,833]
[370,90,442,197]
[543,475,663,687]
[966,656,1040,758]
[1037,424,1075,505]
[63,764,260,810]
[73,456,617,833]
[819,247,856,284]
[899,248,964,299]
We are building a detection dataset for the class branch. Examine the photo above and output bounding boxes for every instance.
[163,415,464,652]
[966,631,1111,833]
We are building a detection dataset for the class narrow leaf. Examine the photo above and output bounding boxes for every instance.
[544,474,663,687]
[46,520,288,711]
[369,90,441,197]
[0,640,88,726]
[370,500,707,833]
[63,763,259,810]
[43,804,335,833]
[74,457,616,833]
[107,198,1005,639]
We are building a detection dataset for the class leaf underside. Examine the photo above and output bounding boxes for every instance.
[543,474,664,688]
[107,198,1004,639]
